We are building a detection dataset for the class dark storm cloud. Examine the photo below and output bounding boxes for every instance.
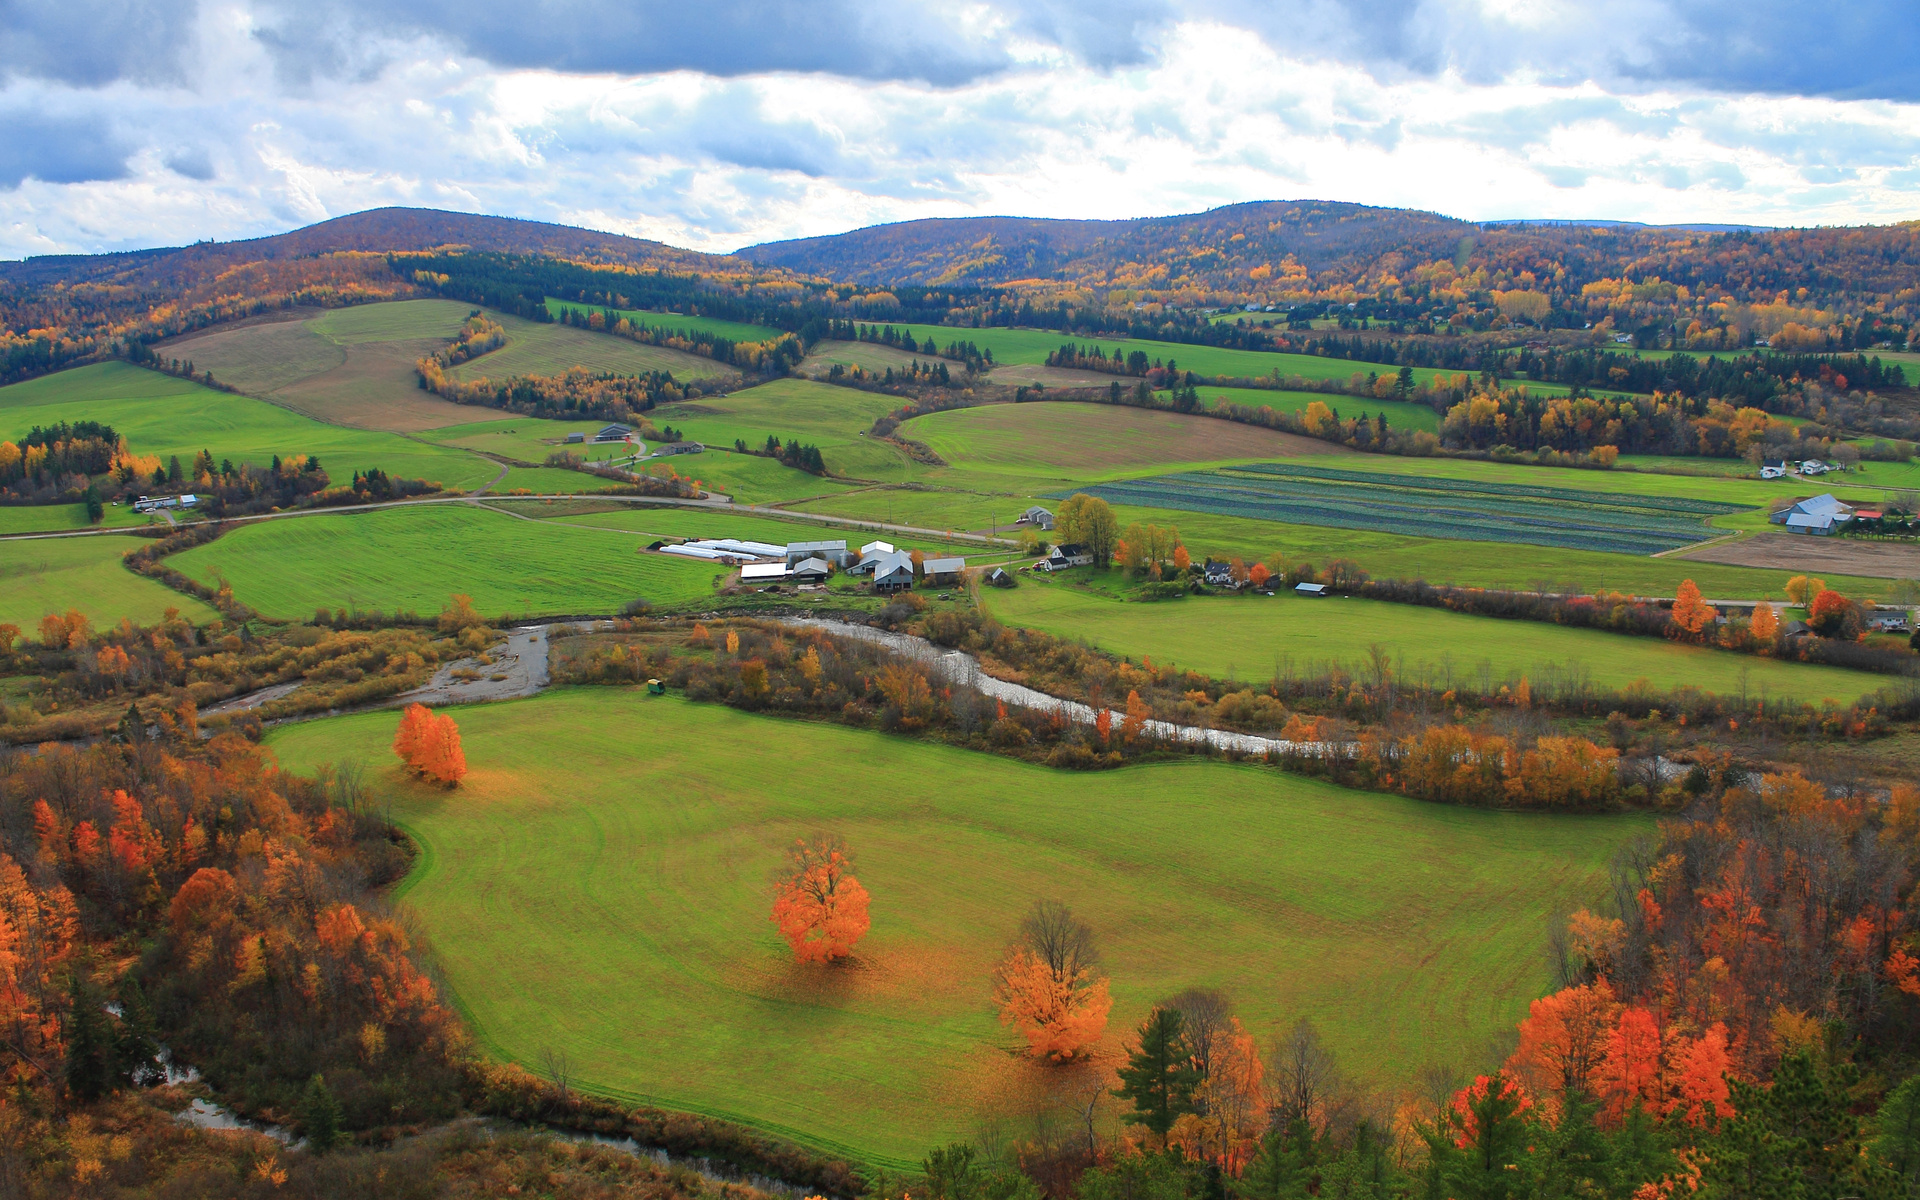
[0,0,197,86]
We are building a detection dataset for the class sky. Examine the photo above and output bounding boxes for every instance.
[3,0,1920,260]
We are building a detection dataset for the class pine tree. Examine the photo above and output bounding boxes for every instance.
[1114,1006,1198,1140]
[302,1073,344,1153]
[114,977,161,1085]
[63,974,116,1102]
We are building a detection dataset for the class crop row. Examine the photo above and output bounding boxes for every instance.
[1227,462,1748,517]
[1070,472,1725,556]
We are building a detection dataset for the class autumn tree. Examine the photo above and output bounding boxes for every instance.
[770,834,871,964]
[1669,579,1715,637]
[1808,588,1858,636]
[1784,574,1825,607]
[1749,600,1779,643]
[392,703,466,786]
[1056,494,1120,567]
[1121,689,1149,745]
[993,899,1112,1060]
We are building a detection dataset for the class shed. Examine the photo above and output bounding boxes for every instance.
[788,557,832,584]
[1294,582,1329,597]
[987,567,1015,588]
[563,432,585,444]
[740,562,789,583]
[923,556,965,582]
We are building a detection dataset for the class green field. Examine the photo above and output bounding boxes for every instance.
[0,362,500,490]
[418,417,610,464]
[0,534,217,629]
[653,380,918,482]
[986,578,1885,702]
[0,502,159,535]
[167,504,720,618]
[1175,385,1443,432]
[267,690,1644,1166]
[544,298,776,344]
[512,502,979,555]
[451,313,730,383]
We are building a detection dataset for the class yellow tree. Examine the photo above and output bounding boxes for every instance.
[1750,601,1779,644]
[1669,579,1715,637]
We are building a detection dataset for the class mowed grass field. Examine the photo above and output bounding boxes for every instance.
[0,363,500,491]
[267,691,1644,1167]
[164,300,480,431]
[653,380,918,482]
[450,313,729,383]
[987,579,1887,702]
[506,501,981,555]
[544,298,775,344]
[909,402,1344,486]
[0,535,217,629]
[168,504,720,618]
[1177,386,1443,432]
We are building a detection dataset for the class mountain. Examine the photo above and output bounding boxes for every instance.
[735,200,1476,288]
[0,207,739,288]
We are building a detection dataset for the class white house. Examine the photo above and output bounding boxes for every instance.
[1799,459,1832,476]
[1759,460,1788,480]
[1041,543,1092,571]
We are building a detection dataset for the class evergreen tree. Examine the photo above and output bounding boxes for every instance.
[301,1073,344,1153]
[1871,1074,1920,1196]
[114,977,161,1086]
[83,484,103,524]
[1114,1006,1198,1140]
[63,974,116,1102]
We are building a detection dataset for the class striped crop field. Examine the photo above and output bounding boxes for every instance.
[1068,463,1749,556]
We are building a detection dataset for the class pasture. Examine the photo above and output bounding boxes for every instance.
[652,380,917,482]
[544,298,775,344]
[417,417,609,464]
[167,504,720,619]
[0,534,217,629]
[267,690,1643,1166]
[449,313,729,383]
[163,299,478,430]
[0,363,500,491]
[1071,463,1748,556]
[508,500,980,555]
[0,503,156,535]
[1173,385,1443,432]
[986,579,1886,703]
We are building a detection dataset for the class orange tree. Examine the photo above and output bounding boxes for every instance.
[770,835,871,963]
[993,899,1112,1060]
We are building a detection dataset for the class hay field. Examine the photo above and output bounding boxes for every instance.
[167,504,719,619]
[1177,385,1443,432]
[164,299,478,430]
[449,314,731,383]
[0,535,217,629]
[0,363,499,491]
[799,339,943,377]
[544,299,774,344]
[986,579,1886,702]
[909,402,1342,484]
[653,380,917,482]
[267,690,1643,1167]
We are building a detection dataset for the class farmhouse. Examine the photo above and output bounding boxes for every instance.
[740,562,788,584]
[1772,493,1854,536]
[1759,460,1788,480]
[656,441,704,456]
[785,539,852,567]
[922,556,965,584]
[1800,459,1833,476]
[1868,611,1912,633]
[1017,506,1055,531]
[1042,543,1092,571]
[1204,559,1235,587]
[788,557,832,585]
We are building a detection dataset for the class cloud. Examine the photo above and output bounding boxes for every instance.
[0,0,197,87]
[0,109,135,188]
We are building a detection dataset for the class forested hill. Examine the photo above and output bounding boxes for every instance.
[0,207,737,289]
[738,201,1920,326]
[736,200,1475,286]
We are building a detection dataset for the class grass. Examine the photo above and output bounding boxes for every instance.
[266,690,1645,1167]
[1072,464,1747,557]
[490,467,630,495]
[0,362,500,491]
[653,380,917,483]
[163,300,481,431]
[1174,385,1443,432]
[543,298,775,344]
[986,576,1887,702]
[167,504,720,619]
[417,417,609,464]
[509,502,980,554]
[908,403,1333,486]
[450,313,730,383]
[0,503,159,535]
[0,534,217,629]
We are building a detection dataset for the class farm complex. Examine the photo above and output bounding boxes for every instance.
[2,205,1919,1198]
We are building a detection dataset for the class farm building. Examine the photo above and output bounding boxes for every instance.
[847,541,899,576]
[1295,582,1329,597]
[870,550,916,592]
[563,432,585,444]
[788,557,832,584]
[594,423,634,442]
[656,441,704,456]
[785,540,851,567]
[1203,559,1235,586]
[922,556,965,583]
[1017,506,1055,531]
[1042,544,1092,571]
[740,562,788,584]
[689,538,784,559]
[987,567,1014,587]
[860,539,895,557]
[1772,493,1854,535]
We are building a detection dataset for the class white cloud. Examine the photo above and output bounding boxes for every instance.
[0,11,1917,260]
